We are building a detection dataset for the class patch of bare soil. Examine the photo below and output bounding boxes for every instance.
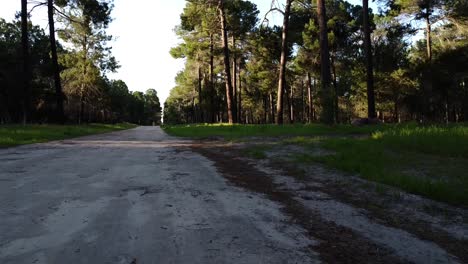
[189,141,405,264]
[186,138,468,263]
[263,145,468,263]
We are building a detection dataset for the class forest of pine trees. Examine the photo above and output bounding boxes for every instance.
[0,0,162,125]
[164,0,468,125]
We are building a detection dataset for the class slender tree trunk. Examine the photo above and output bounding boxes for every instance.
[209,34,215,123]
[394,97,400,123]
[331,53,339,122]
[232,37,237,116]
[192,96,196,123]
[79,87,85,125]
[238,66,242,123]
[307,72,314,123]
[269,93,275,123]
[285,86,291,122]
[48,0,64,124]
[301,79,305,122]
[276,0,292,124]
[445,87,449,124]
[363,0,376,119]
[79,36,87,125]
[21,0,30,124]
[426,14,432,61]
[290,84,294,123]
[463,79,468,122]
[217,0,236,124]
[421,12,434,122]
[317,0,333,124]
[198,65,203,123]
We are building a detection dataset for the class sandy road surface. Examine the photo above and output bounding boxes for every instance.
[0,127,315,264]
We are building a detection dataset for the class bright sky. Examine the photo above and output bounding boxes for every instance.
[0,0,371,104]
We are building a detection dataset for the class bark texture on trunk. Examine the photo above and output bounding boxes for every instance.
[21,0,30,124]
[198,65,203,123]
[209,34,215,123]
[276,0,293,124]
[307,72,314,123]
[331,53,339,122]
[79,36,88,125]
[232,37,238,117]
[426,14,432,62]
[218,0,237,124]
[317,0,333,124]
[48,0,65,123]
[423,11,433,122]
[363,0,376,119]
[290,84,294,123]
[79,88,85,125]
[394,98,400,123]
[301,79,305,122]
[238,66,242,123]
[270,93,275,123]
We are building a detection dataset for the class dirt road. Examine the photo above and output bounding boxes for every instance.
[0,127,314,263]
[0,127,465,263]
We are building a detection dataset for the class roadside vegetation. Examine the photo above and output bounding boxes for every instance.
[0,123,136,148]
[162,123,392,139]
[165,123,468,206]
[289,125,468,206]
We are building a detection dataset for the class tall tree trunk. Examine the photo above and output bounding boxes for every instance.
[217,0,236,124]
[192,96,196,123]
[79,87,85,125]
[79,36,87,125]
[290,84,294,123]
[463,79,468,122]
[276,0,292,125]
[317,0,333,124]
[423,12,433,122]
[269,93,275,123]
[48,0,64,124]
[307,72,314,122]
[425,14,432,61]
[232,36,237,116]
[394,97,400,123]
[209,34,215,123]
[331,53,339,122]
[444,86,449,124]
[301,79,305,122]
[21,0,30,124]
[363,0,376,119]
[238,66,242,123]
[198,65,203,123]
[285,86,291,122]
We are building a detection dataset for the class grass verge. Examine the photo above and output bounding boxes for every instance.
[164,122,467,205]
[163,123,393,139]
[0,123,136,148]
[289,125,468,206]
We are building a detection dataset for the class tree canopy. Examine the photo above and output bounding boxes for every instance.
[0,0,161,125]
[164,0,468,124]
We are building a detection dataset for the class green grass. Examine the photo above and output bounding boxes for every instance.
[163,123,393,139]
[241,144,273,159]
[163,122,468,205]
[290,125,468,206]
[0,123,136,147]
